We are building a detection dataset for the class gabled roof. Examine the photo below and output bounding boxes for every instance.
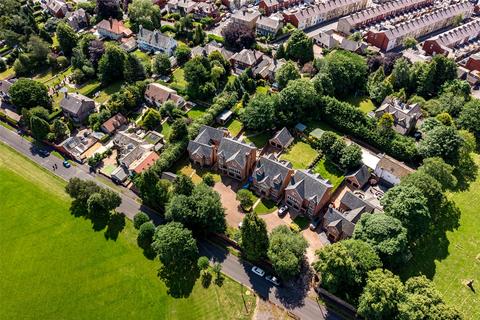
[218,137,256,167]
[345,164,370,187]
[137,26,177,50]
[187,125,229,158]
[286,169,332,204]
[424,19,480,52]
[144,83,184,105]
[0,79,13,95]
[376,154,414,179]
[230,49,264,66]
[60,93,95,115]
[192,41,233,60]
[324,207,355,237]
[96,19,132,37]
[101,113,127,134]
[271,127,294,147]
[340,191,375,213]
[254,154,292,189]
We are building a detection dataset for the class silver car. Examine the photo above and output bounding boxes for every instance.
[251,266,265,277]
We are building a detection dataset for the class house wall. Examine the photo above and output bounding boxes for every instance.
[374,167,400,185]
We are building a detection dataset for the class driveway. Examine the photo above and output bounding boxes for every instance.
[213,176,244,228]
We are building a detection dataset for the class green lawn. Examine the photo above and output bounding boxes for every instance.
[160,121,172,139]
[292,216,309,230]
[313,158,345,191]
[95,82,124,104]
[133,49,151,66]
[243,131,271,149]
[254,198,277,215]
[226,119,243,137]
[172,68,187,90]
[187,105,207,120]
[0,143,256,320]
[0,67,15,80]
[255,86,270,95]
[345,96,376,114]
[280,141,318,169]
[399,154,480,319]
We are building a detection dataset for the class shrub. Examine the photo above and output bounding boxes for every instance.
[133,212,150,229]
[203,173,215,186]
[137,221,156,249]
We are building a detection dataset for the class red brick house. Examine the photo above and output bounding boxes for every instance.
[252,155,294,201]
[217,138,257,181]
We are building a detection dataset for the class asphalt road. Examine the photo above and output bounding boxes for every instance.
[0,125,340,320]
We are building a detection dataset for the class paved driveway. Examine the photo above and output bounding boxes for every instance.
[213,176,244,228]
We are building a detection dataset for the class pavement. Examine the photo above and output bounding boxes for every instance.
[0,125,340,320]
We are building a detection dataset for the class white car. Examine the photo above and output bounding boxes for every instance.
[251,266,265,277]
[265,275,281,286]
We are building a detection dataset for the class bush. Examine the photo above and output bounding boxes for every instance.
[137,221,156,249]
[133,212,150,229]
[203,173,215,186]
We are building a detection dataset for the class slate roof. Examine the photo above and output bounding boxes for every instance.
[323,206,356,237]
[0,79,13,95]
[191,41,233,60]
[271,127,294,147]
[231,49,264,67]
[187,125,228,158]
[375,97,421,134]
[232,9,261,24]
[340,191,375,213]
[345,164,370,187]
[286,169,332,204]
[65,8,88,30]
[60,93,95,116]
[137,26,177,51]
[424,19,480,52]
[218,137,256,167]
[254,154,292,190]
[256,16,283,31]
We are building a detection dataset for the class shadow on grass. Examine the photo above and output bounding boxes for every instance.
[104,212,126,241]
[142,246,157,260]
[453,156,478,191]
[158,265,199,298]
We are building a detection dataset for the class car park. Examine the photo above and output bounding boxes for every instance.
[278,205,288,217]
[251,266,265,277]
[265,275,281,286]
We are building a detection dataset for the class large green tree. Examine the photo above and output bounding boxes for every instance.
[353,213,409,269]
[152,53,171,76]
[275,61,300,90]
[417,157,457,191]
[240,93,277,130]
[98,44,126,84]
[241,212,269,262]
[56,22,78,56]
[458,98,480,135]
[30,115,50,141]
[123,53,146,83]
[314,239,382,304]
[418,125,463,164]
[9,79,50,110]
[268,225,308,279]
[285,30,313,63]
[277,79,317,125]
[128,0,161,32]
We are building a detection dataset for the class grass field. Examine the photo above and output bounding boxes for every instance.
[226,119,243,137]
[254,198,277,215]
[0,143,256,320]
[0,67,15,80]
[243,132,271,149]
[280,141,318,169]
[313,159,344,191]
[345,96,376,114]
[399,154,480,319]
[187,105,207,120]
[172,68,187,90]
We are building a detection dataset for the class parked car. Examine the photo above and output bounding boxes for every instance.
[265,275,281,286]
[309,217,321,231]
[251,266,265,277]
[63,160,71,168]
[278,205,288,217]
[37,149,50,157]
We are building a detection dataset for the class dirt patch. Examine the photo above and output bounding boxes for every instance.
[254,297,296,320]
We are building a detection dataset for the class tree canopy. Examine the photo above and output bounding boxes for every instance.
[128,0,162,32]
[9,79,50,111]
[285,30,313,63]
[241,212,269,262]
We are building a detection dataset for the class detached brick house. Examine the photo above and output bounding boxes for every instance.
[284,169,333,217]
[187,125,230,166]
[269,127,294,150]
[144,83,185,107]
[217,138,257,181]
[230,49,264,73]
[46,0,69,18]
[252,154,294,201]
[60,93,95,123]
[374,97,421,135]
[96,18,133,40]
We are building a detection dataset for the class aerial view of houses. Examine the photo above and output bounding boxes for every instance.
[0,0,479,319]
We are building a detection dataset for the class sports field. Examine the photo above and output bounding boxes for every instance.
[0,143,255,320]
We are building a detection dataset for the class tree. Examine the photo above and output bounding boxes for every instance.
[418,125,463,164]
[140,108,161,130]
[418,157,457,191]
[415,55,457,98]
[51,119,69,141]
[340,144,362,171]
[152,222,199,269]
[221,23,255,51]
[357,269,405,320]
[174,43,191,65]
[134,212,150,229]
[184,56,213,99]
[169,118,188,142]
[137,221,156,249]
[390,58,412,92]
[202,173,215,187]
[329,138,347,163]
[367,67,393,105]
[30,116,50,141]
[152,53,171,76]
[240,93,277,130]
[27,36,50,66]
[236,189,254,211]
[285,30,313,63]
[314,240,382,304]
[398,276,462,320]
[317,131,338,153]
[458,98,480,135]
[9,79,50,111]
[275,61,300,90]
[401,171,444,213]
[123,53,146,82]
[0,59,6,72]
[193,25,206,46]
[353,213,409,269]
[98,44,126,84]
[96,0,121,19]
[197,256,210,271]
[56,22,78,56]
[381,184,430,240]
[403,37,418,49]
[241,212,269,262]
[87,188,121,220]
[268,225,308,279]
[323,50,368,97]
[65,178,101,203]
[172,174,194,196]
[278,79,317,125]
[128,0,161,32]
